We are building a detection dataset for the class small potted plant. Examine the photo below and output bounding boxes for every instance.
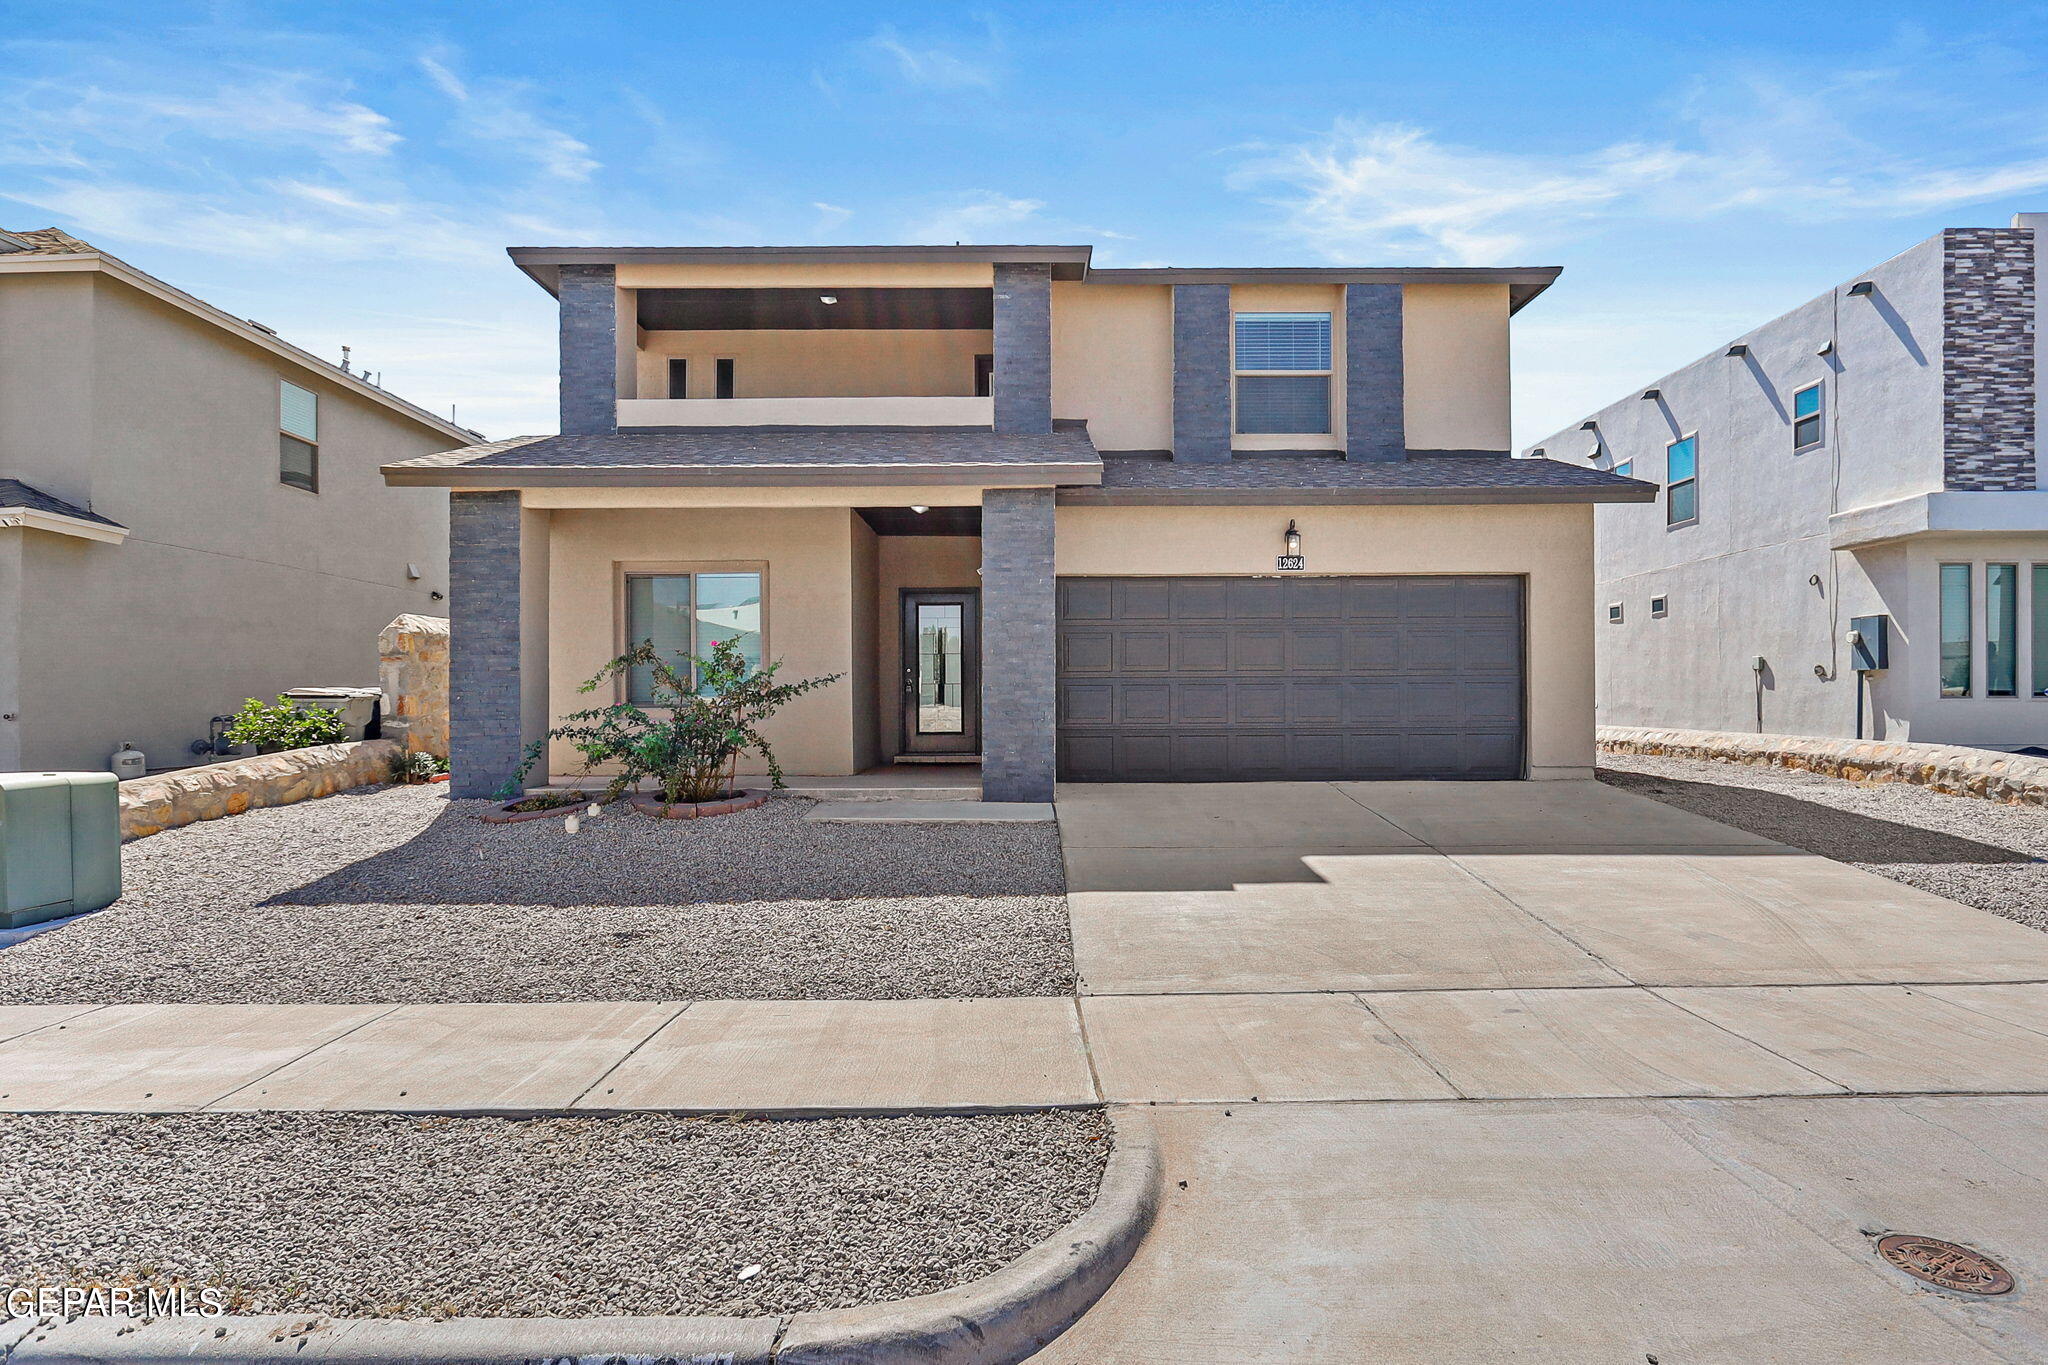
[490,638,840,821]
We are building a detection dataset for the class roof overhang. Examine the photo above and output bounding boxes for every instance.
[510,244,1095,294]
[1082,266,1564,313]
[382,462,1101,490]
[1058,483,1657,507]
[0,506,130,544]
[1831,490,2048,549]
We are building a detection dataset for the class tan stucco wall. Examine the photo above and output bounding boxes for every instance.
[1404,282,1511,452]
[873,536,983,759]
[543,506,865,780]
[0,270,456,772]
[1051,283,1174,451]
[1053,502,1598,776]
[631,329,990,400]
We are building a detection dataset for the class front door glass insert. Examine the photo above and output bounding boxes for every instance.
[916,603,965,734]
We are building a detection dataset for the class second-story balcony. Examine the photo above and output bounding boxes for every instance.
[618,284,997,429]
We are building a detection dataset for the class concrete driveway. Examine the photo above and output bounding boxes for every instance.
[1046,779,2048,1361]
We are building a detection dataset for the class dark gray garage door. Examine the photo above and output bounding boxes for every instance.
[1056,576,1524,782]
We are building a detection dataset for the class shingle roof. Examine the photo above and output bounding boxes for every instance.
[1061,452,1657,505]
[383,425,1105,486]
[0,478,126,528]
[0,227,95,256]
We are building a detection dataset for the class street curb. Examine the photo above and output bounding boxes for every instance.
[3,1110,1160,1365]
[774,1107,1161,1363]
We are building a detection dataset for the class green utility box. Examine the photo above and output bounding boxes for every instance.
[0,772,121,929]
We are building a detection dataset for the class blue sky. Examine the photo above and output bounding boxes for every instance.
[8,1,2048,443]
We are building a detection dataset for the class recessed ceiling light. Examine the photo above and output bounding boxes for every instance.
[911,504,929,514]
[820,294,838,305]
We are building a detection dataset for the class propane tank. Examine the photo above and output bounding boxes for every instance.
[110,741,145,780]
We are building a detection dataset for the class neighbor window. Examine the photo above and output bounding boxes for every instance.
[279,380,318,492]
[1650,595,1669,618]
[1665,434,1698,526]
[1233,312,1331,434]
[1988,563,2018,697]
[667,358,689,399]
[1792,382,1823,449]
[623,571,763,704]
[1940,563,1972,697]
[715,358,736,399]
[1607,602,1624,624]
[2034,565,2048,697]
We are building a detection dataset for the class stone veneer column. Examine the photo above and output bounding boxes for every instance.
[1345,283,1405,461]
[1172,284,1231,462]
[448,491,523,798]
[1942,228,2037,490]
[993,263,1053,433]
[558,263,618,436]
[980,488,1057,802]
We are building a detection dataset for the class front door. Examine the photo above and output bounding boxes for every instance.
[901,589,980,756]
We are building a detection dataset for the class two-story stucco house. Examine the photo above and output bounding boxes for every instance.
[1527,215,2048,750]
[384,243,1649,801]
[0,227,475,772]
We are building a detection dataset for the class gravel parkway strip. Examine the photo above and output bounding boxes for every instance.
[0,1110,1111,1319]
[0,786,1073,1004]
[1601,753,2048,934]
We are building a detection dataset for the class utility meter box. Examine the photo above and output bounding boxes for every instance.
[0,772,121,929]
[1849,614,1891,672]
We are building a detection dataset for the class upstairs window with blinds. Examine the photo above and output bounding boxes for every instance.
[279,380,319,492]
[1234,312,1331,435]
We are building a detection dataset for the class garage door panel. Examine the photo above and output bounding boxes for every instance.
[1057,575,1524,782]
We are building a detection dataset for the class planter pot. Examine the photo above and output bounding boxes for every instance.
[427,773,451,785]
[625,789,769,820]
[479,792,594,824]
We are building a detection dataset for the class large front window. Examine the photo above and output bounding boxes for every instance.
[1234,312,1331,434]
[623,570,763,703]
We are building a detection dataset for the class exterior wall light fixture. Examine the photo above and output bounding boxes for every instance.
[1284,520,1302,557]
[1579,419,1599,432]
[1725,344,1749,358]
[1817,340,1837,357]
[1847,281,1875,297]
[1640,388,1662,401]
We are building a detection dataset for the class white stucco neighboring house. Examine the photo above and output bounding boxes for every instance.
[1526,214,2048,750]
[0,227,479,772]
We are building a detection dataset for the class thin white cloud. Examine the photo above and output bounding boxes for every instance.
[0,74,400,165]
[902,191,1044,243]
[811,201,853,235]
[418,51,599,183]
[861,24,998,90]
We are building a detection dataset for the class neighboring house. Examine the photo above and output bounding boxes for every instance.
[1528,215,2048,749]
[0,227,476,772]
[383,244,1649,800]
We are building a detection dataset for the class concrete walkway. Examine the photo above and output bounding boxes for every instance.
[7,779,2048,1355]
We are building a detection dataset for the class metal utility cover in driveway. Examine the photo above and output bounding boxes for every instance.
[1055,575,1524,782]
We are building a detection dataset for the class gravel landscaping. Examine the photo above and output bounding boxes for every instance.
[0,786,1073,1004]
[0,1109,1110,1319]
[1601,752,2048,933]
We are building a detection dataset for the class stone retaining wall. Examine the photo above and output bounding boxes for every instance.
[1599,725,2048,806]
[120,740,403,841]
[377,613,449,759]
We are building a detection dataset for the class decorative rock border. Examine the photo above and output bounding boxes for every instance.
[118,741,403,842]
[626,789,770,820]
[4,1110,1162,1365]
[477,792,595,824]
[1599,725,2048,807]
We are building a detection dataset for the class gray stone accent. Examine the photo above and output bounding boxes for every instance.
[980,488,1057,802]
[1172,285,1231,462]
[448,491,523,798]
[1345,284,1405,461]
[558,263,618,436]
[993,263,1052,433]
[1943,228,2035,490]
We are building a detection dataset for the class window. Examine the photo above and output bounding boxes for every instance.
[1233,312,1331,434]
[974,353,993,397]
[2033,565,2048,697]
[1607,602,1624,624]
[1665,434,1698,527]
[1988,563,2018,697]
[1940,563,1972,697]
[667,358,689,399]
[715,358,736,399]
[1650,595,1669,618]
[623,571,764,704]
[1792,382,1823,449]
[279,380,318,492]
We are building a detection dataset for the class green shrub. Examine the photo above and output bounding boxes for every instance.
[223,695,350,754]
